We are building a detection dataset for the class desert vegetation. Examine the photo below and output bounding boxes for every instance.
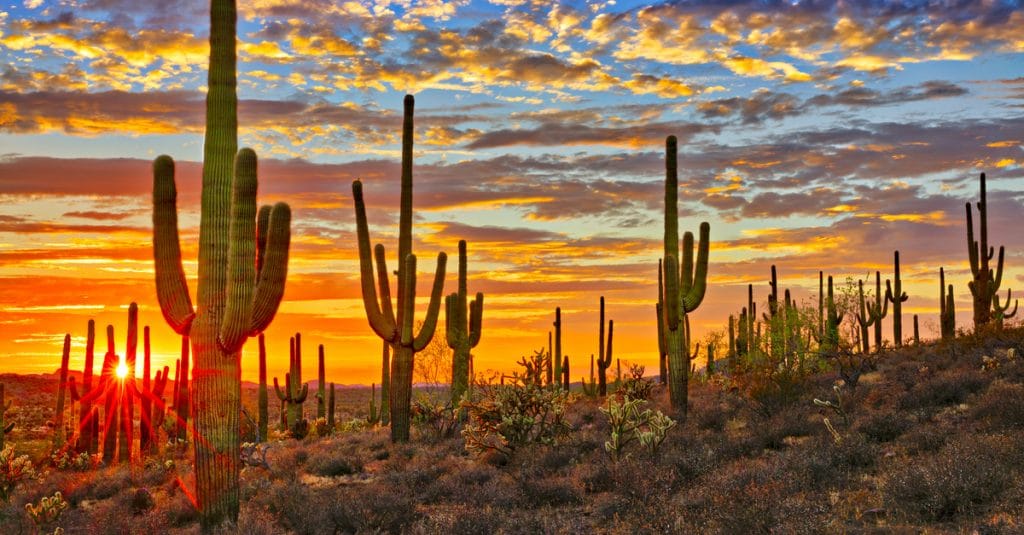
[1,0,1022,533]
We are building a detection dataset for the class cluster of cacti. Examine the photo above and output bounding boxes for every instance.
[658,135,711,417]
[273,333,309,435]
[352,95,448,443]
[25,491,67,526]
[939,267,956,340]
[446,240,484,406]
[0,384,13,450]
[886,251,909,347]
[596,296,614,396]
[150,0,292,524]
[966,172,1013,330]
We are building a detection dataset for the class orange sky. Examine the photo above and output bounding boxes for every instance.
[1,0,1023,385]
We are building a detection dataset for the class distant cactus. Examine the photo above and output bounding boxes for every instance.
[582,354,598,397]
[117,303,138,464]
[1,384,13,450]
[368,383,378,424]
[866,271,889,351]
[553,308,563,389]
[562,355,570,390]
[596,296,614,396]
[993,288,1018,329]
[855,279,876,354]
[659,135,710,417]
[446,240,483,406]
[966,172,1012,330]
[273,334,308,435]
[821,276,844,353]
[727,314,736,372]
[54,334,71,449]
[352,95,448,443]
[885,251,909,347]
[150,0,291,524]
[328,383,336,429]
[139,327,169,457]
[317,344,327,419]
[913,315,920,345]
[939,267,956,340]
[546,332,554,386]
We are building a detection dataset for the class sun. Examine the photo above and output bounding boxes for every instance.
[116,360,128,380]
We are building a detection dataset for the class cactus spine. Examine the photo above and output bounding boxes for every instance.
[596,296,613,396]
[150,0,291,525]
[885,251,909,347]
[660,135,710,417]
[257,334,268,443]
[966,172,1012,330]
[1,384,13,449]
[939,268,956,340]
[446,240,483,406]
[352,95,448,443]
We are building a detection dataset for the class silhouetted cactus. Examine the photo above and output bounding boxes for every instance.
[656,260,668,384]
[993,288,1018,328]
[77,320,96,453]
[659,136,710,417]
[913,315,920,345]
[553,308,563,389]
[885,251,909,347]
[118,303,138,464]
[866,271,888,351]
[328,383,336,429]
[379,342,390,426]
[546,332,554,386]
[317,344,326,419]
[940,267,956,340]
[596,296,614,396]
[273,334,308,434]
[562,355,570,390]
[100,325,118,464]
[150,0,291,524]
[352,95,447,443]
[966,172,1011,329]
[446,240,483,406]
[855,279,877,353]
[173,335,190,444]
[582,354,597,397]
[727,314,736,372]
[140,326,169,457]
[821,276,844,353]
[55,334,71,449]
[1,383,13,450]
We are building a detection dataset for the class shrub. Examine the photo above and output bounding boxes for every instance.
[461,376,570,458]
[856,412,910,443]
[883,433,1022,521]
[305,449,362,477]
[899,369,987,412]
[519,476,582,507]
[970,380,1024,430]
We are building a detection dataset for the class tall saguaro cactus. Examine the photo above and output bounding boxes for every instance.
[273,335,308,432]
[659,135,710,417]
[966,172,1011,330]
[317,344,326,419]
[379,342,390,425]
[352,95,448,443]
[55,334,71,449]
[257,334,268,443]
[939,268,956,340]
[150,0,291,526]
[596,296,614,396]
[446,240,483,406]
[553,308,563,389]
[866,271,888,351]
[885,251,909,347]
[854,279,877,354]
[0,383,12,449]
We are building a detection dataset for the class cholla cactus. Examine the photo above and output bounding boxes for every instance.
[0,445,35,502]
[25,491,68,525]
[600,397,676,461]
[0,384,12,451]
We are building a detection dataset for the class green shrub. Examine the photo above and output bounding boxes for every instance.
[461,376,570,458]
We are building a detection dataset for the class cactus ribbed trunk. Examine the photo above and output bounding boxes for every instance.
[886,251,909,347]
[257,334,268,443]
[78,320,96,453]
[596,296,612,396]
[101,325,118,464]
[55,334,71,449]
[553,308,563,389]
[380,342,390,426]
[317,344,326,419]
[176,336,190,443]
[446,240,483,406]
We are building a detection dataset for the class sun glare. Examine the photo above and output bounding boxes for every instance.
[116,360,128,380]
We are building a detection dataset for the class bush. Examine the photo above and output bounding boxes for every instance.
[0,445,35,502]
[461,377,570,458]
[970,380,1024,430]
[305,449,362,477]
[883,433,1022,521]
[856,412,910,443]
[899,370,988,412]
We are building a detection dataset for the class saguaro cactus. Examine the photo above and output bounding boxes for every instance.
[150,0,291,525]
[656,261,668,384]
[866,271,888,351]
[118,303,138,464]
[100,326,118,464]
[659,135,710,417]
[966,172,1011,330]
[317,344,326,419]
[885,251,909,347]
[273,335,308,432]
[854,279,874,353]
[993,289,1018,328]
[352,95,447,443]
[446,240,483,406]
[257,334,268,443]
[939,267,956,340]
[553,308,563,389]
[55,334,71,449]
[139,326,168,457]
[379,342,390,425]
[596,296,614,396]
[173,335,190,444]
[77,320,97,453]
[1,383,13,449]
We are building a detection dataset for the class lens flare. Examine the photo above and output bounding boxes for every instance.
[116,360,128,380]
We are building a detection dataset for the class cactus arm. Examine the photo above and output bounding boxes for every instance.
[468,293,483,348]
[219,149,258,353]
[445,294,458,347]
[966,202,980,276]
[273,377,288,402]
[412,252,449,352]
[152,155,196,335]
[256,204,271,274]
[294,383,308,403]
[682,222,710,311]
[994,288,1018,319]
[250,202,291,334]
[680,233,694,293]
[352,180,398,341]
[992,246,1005,292]
[373,244,396,329]
[664,136,679,264]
